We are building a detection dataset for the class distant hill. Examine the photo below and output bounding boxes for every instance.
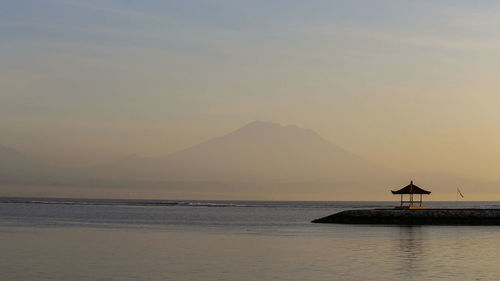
[0,145,58,184]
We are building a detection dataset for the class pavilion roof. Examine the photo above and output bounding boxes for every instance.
[391,181,431,195]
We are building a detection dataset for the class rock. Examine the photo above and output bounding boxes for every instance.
[312,209,500,225]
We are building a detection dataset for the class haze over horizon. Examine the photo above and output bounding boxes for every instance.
[3,1,500,199]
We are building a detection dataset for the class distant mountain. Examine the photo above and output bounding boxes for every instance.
[1,123,495,200]
[0,145,58,184]
[93,121,392,185]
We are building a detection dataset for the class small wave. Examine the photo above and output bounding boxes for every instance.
[0,198,319,208]
[179,202,243,207]
[0,198,179,207]
[0,197,414,209]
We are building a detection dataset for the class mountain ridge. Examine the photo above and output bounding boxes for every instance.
[91,121,387,183]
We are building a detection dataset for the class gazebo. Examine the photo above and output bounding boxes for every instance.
[391,181,431,209]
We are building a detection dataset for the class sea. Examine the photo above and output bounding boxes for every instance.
[1,198,499,281]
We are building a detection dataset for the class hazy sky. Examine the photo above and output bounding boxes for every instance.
[2,0,500,179]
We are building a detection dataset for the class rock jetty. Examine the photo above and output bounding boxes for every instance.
[312,209,500,225]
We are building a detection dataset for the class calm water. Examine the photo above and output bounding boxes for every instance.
[1,198,500,280]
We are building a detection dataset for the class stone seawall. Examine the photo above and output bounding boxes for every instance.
[312,209,500,225]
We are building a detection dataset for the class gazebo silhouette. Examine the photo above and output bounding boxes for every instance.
[391,181,431,209]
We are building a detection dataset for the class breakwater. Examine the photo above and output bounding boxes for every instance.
[312,209,500,225]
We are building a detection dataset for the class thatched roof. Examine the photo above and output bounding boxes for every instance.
[391,181,431,194]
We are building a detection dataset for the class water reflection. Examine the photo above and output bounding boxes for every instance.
[395,226,426,277]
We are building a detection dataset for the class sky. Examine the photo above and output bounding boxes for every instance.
[2,0,500,180]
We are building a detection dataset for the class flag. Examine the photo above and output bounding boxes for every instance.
[457,188,464,198]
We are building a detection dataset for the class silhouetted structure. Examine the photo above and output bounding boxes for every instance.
[391,181,431,209]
